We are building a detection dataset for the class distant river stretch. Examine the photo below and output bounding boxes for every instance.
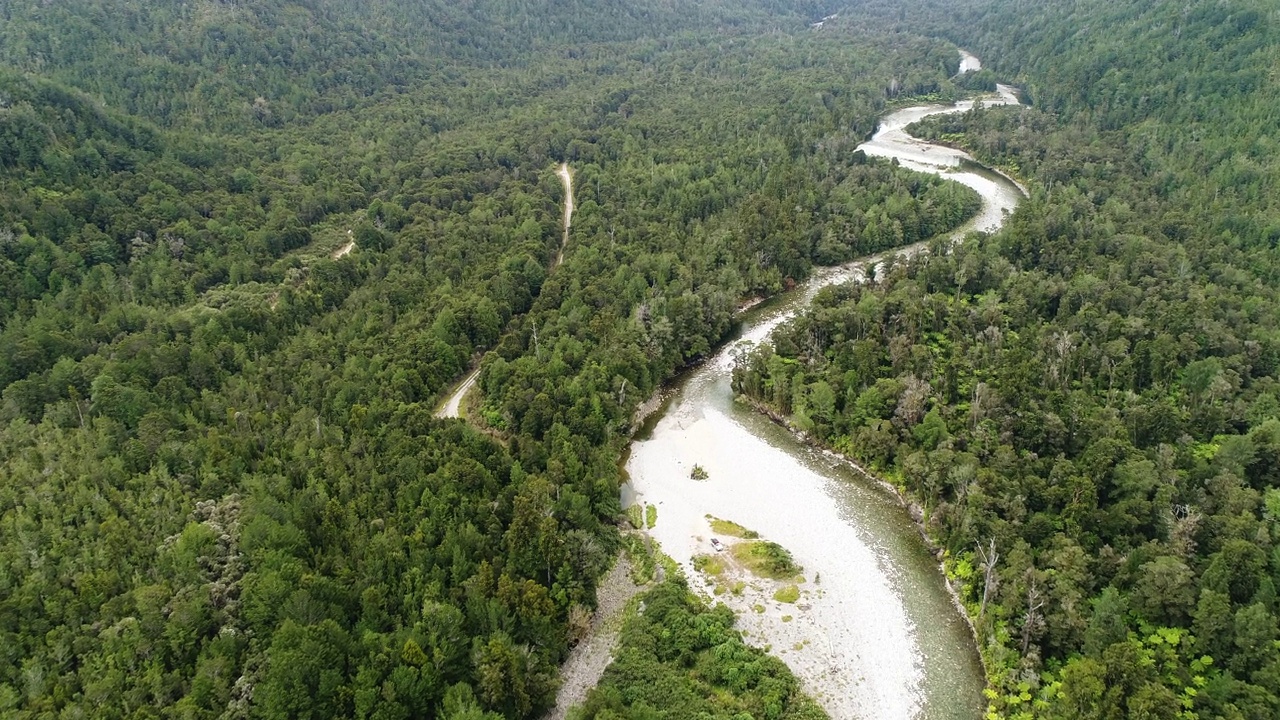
[623,55,1025,720]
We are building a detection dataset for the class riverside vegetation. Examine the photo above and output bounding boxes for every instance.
[736,1,1280,718]
[0,1,995,718]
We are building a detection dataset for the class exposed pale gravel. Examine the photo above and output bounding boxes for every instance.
[332,240,355,259]
[554,163,574,268]
[440,162,575,422]
[543,554,644,720]
[629,407,923,720]
[541,52,1019,720]
[435,367,481,419]
[623,60,1024,720]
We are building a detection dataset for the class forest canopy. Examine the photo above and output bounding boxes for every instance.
[737,1,1280,718]
[9,0,1271,717]
[0,1,985,718]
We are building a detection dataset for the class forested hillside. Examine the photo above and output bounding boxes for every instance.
[739,1,1280,718]
[0,1,990,717]
[0,0,830,130]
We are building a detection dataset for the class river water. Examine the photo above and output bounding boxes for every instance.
[622,65,1024,719]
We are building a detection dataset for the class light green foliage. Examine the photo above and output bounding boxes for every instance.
[692,554,726,577]
[731,541,802,580]
[622,535,658,585]
[626,504,645,530]
[774,585,801,604]
[912,408,949,450]
[707,515,761,539]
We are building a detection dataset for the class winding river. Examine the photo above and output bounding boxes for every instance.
[622,65,1025,719]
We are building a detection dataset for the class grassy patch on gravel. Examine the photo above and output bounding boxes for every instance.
[706,515,760,538]
[773,584,800,603]
[692,553,726,577]
[731,541,801,580]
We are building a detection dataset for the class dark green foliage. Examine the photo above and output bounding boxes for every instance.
[0,1,991,718]
[571,579,827,720]
[737,0,1280,715]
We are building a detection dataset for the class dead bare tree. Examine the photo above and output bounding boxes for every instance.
[970,382,992,430]
[1020,575,1046,657]
[1048,330,1077,391]
[977,538,999,624]
[1168,503,1202,558]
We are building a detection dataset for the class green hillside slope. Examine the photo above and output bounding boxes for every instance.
[739,1,1280,717]
[0,2,984,718]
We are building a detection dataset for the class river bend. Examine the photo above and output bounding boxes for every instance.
[623,62,1024,719]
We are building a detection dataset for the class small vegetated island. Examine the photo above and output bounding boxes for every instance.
[0,0,983,717]
[1,0,1275,719]
[731,1,1280,718]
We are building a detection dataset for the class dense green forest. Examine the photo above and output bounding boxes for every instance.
[569,578,826,720]
[737,0,1280,718]
[0,0,833,131]
[0,0,996,717]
